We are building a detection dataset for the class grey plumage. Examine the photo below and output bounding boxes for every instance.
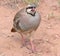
[11,4,41,52]
[12,6,41,33]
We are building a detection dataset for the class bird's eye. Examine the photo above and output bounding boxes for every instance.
[28,7,36,9]
[28,7,33,9]
[33,7,36,8]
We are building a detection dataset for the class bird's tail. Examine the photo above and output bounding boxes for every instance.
[11,28,16,32]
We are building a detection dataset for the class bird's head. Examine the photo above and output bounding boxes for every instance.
[26,4,36,16]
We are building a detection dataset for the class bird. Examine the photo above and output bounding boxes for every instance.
[11,4,41,53]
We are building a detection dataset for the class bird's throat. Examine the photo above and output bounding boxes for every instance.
[27,12,36,16]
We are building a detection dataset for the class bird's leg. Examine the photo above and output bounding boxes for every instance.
[30,38,36,53]
[28,31,36,53]
[20,33,26,47]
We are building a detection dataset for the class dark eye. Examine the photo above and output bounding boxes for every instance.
[33,7,36,8]
[26,7,36,9]
[28,7,33,8]
[28,7,36,9]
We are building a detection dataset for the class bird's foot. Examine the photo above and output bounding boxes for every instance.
[23,39,37,53]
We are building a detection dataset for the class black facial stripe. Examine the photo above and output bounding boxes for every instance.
[27,11,36,16]
[26,7,36,9]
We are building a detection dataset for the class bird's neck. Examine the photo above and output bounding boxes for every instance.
[27,12,36,16]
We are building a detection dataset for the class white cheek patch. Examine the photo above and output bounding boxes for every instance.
[27,9,31,12]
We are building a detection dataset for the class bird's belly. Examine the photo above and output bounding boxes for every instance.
[19,18,40,31]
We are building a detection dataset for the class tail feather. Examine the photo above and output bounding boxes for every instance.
[11,28,16,32]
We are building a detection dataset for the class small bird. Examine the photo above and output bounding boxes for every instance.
[11,4,41,53]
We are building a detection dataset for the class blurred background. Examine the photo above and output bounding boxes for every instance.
[0,0,60,56]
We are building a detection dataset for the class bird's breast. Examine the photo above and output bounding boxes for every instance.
[19,12,41,31]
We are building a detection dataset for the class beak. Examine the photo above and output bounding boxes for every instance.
[31,8,35,11]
